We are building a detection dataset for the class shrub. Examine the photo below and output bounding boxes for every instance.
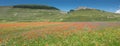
[13,4,59,10]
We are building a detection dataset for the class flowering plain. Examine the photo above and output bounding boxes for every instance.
[0,22,120,46]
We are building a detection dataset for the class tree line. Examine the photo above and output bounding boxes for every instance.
[13,4,59,10]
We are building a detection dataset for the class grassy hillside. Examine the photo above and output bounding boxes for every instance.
[0,6,66,22]
[62,9,120,22]
[0,6,120,22]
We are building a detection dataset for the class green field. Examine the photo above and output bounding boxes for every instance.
[0,22,120,46]
[0,5,120,46]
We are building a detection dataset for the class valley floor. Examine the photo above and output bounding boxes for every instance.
[0,22,120,46]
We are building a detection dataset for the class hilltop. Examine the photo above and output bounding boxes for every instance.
[62,7,120,22]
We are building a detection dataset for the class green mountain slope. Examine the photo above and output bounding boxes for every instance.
[0,6,66,22]
[62,9,120,22]
[0,6,120,22]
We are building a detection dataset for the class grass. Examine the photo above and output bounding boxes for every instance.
[0,22,120,46]
[0,6,120,46]
[0,7,120,22]
[63,9,120,22]
[0,7,66,22]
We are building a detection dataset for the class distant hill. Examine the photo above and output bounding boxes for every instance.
[62,7,120,22]
[0,6,120,22]
[0,6,66,22]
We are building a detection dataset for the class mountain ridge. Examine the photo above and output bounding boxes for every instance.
[0,5,120,22]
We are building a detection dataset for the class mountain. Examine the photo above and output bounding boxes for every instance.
[0,6,66,22]
[62,7,120,22]
[0,6,120,22]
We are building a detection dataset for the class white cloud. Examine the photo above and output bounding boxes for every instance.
[115,9,120,14]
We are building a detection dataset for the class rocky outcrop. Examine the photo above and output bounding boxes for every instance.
[75,6,94,10]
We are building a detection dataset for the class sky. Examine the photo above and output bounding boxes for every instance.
[0,0,120,12]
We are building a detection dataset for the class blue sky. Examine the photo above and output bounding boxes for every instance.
[0,0,120,12]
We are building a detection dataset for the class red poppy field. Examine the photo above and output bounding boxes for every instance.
[0,22,120,46]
